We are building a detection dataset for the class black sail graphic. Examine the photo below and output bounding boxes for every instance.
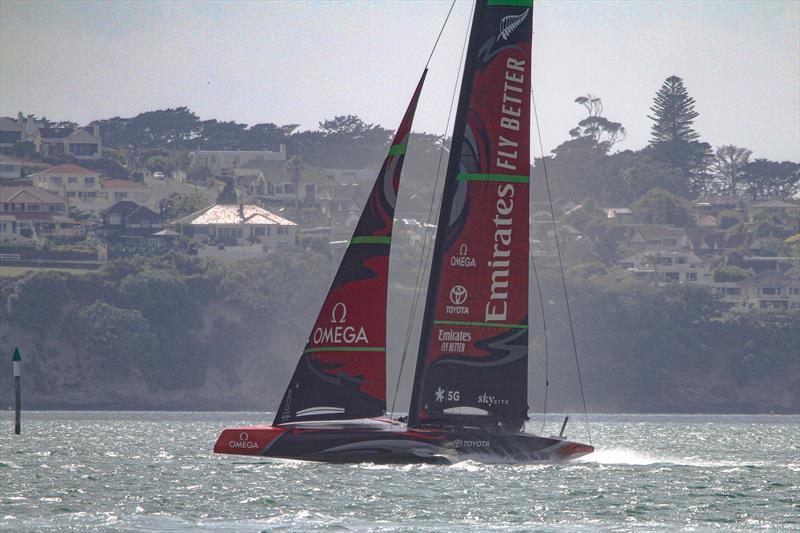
[408,0,532,431]
[274,71,427,425]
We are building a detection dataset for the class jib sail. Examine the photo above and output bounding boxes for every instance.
[274,71,427,425]
[408,0,532,431]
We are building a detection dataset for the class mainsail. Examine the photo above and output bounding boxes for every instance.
[408,0,532,431]
[274,71,427,425]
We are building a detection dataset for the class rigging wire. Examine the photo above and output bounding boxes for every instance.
[531,91,592,444]
[530,251,550,435]
[390,0,473,418]
[426,0,457,69]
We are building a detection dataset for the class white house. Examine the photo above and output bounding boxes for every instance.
[174,203,297,258]
[190,146,286,173]
[0,185,75,241]
[618,250,711,284]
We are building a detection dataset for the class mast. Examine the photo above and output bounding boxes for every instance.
[274,71,427,425]
[408,0,532,430]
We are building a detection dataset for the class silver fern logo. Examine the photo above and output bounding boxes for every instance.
[497,8,529,42]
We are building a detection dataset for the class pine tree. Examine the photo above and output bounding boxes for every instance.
[648,76,700,144]
[646,75,710,197]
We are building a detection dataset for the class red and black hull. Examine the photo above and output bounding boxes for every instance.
[214,419,593,464]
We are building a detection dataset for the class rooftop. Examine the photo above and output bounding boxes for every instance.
[0,185,66,204]
[175,203,297,226]
[32,163,98,176]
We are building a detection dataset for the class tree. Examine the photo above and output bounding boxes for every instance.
[631,187,695,227]
[285,155,304,210]
[649,76,700,144]
[742,159,800,199]
[647,76,711,194]
[569,94,626,151]
[216,177,238,204]
[710,145,752,196]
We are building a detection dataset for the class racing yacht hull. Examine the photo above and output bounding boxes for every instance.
[214,418,593,464]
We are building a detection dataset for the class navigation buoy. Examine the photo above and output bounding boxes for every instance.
[12,347,21,435]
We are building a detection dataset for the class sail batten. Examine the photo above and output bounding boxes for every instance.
[408,0,532,432]
[273,70,427,426]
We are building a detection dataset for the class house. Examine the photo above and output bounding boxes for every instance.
[29,164,102,210]
[35,125,102,160]
[97,200,173,258]
[617,250,711,284]
[30,164,156,212]
[747,199,800,223]
[233,159,363,216]
[605,207,632,221]
[737,270,800,311]
[687,230,754,257]
[100,201,162,234]
[0,185,75,241]
[173,203,297,258]
[190,146,286,174]
[0,155,22,180]
[99,180,152,209]
[0,113,46,151]
[627,225,692,251]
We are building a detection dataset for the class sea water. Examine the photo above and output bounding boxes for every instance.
[1,412,797,532]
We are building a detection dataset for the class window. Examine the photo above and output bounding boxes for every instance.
[68,177,78,184]
[657,257,673,266]
[50,176,63,186]
[761,287,779,295]
[676,256,687,265]
[254,227,265,236]
[686,272,697,281]
[664,272,679,282]
[114,192,128,200]
[68,143,98,156]
[195,226,209,234]
[28,204,40,211]
[67,192,76,198]
[722,287,741,295]
[0,131,22,143]
[790,287,800,295]
[84,177,95,186]
[283,183,295,194]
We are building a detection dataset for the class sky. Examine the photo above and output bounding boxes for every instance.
[1,0,798,162]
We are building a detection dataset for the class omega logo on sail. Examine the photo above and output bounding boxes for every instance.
[312,302,369,344]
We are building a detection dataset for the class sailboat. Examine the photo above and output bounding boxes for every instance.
[214,0,593,464]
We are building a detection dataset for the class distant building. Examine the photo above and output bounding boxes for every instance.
[0,185,75,241]
[747,199,800,223]
[0,113,46,151]
[98,200,174,258]
[29,164,158,212]
[35,125,102,160]
[173,203,297,258]
[0,155,22,180]
[190,146,286,174]
[617,250,711,284]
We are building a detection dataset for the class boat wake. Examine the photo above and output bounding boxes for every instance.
[576,448,768,468]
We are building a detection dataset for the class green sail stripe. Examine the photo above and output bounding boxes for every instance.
[350,236,391,245]
[388,143,407,155]
[433,320,528,329]
[456,173,529,183]
[488,0,533,6]
[304,347,386,353]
